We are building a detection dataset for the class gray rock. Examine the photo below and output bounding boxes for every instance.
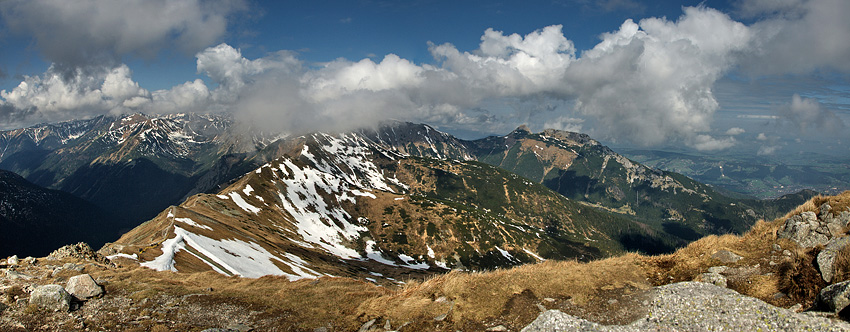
[66,274,103,300]
[522,282,850,332]
[696,272,727,288]
[5,269,33,280]
[522,310,604,332]
[711,250,743,263]
[816,280,850,313]
[383,319,391,330]
[29,284,72,312]
[0,302,7,313]
[821,203,833,219]
[708,266,728,274]
[358,318,376,332]
[7,255,18,266]
[818,236,850,283]
[773,244,782,251]
[225,322,252,332]
[486,325,508,331]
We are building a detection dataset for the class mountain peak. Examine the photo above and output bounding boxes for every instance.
[514,124,531,134]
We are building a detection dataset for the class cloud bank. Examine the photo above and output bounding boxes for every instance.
[1,1,848,151]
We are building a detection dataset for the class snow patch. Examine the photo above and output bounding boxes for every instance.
[175,217,212,231]
[523,248,545,261]
[141,226,318,280]
[106,253,138,261]
[229,192,261,214]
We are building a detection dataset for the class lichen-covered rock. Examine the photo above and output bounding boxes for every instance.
[29,284,72,312]
[816,280,850,313]
[66,274,103,300]
[818,237,850,283]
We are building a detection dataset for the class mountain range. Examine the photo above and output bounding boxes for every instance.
[0,113,814,270]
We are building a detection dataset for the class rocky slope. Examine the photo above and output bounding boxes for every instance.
[0,170,111,257]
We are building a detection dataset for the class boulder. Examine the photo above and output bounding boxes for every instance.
[29,284,72,312]
[7,255,18,266]
[815,280,850,313]
[817,236,850,283]
[66,274,103,300]
[711,250,743,264]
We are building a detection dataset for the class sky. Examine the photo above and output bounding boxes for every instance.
[0,0,848,159]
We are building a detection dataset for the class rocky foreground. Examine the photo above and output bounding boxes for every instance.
[524,282,848,332]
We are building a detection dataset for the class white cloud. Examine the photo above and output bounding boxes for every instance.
[740,0,850,74]
[725,127,746,135]
[0,65,150,125]
[690,134,737,151]
[544,116,585,133]
[563,6,751,147]
[757,133,769,141]
[775,94,846,134]
[757,145,780,155]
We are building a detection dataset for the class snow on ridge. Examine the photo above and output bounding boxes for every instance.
[228,192,261,214]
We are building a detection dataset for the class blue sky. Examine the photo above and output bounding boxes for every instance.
[0,0,848,159]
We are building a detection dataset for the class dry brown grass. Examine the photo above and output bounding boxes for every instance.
[356,254,649,330]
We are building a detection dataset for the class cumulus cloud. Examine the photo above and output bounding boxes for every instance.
[757,145,780,155]
[739,0,850,74]
[775,94,846,134]
[725,127,746,135]
[0,65,150,125]
[563,6,751,147]
[0,0,246,70]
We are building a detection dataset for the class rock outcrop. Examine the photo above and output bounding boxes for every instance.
[778,203,850,249]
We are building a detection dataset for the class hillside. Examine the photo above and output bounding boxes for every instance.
[1,192,848,331]
[100,132,644,282]
[0,170,112,257]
